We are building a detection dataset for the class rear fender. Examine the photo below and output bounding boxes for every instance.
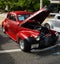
[2,21,6,26]
[2,20,7,29]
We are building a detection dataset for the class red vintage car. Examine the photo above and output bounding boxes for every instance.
[2,8,58,52]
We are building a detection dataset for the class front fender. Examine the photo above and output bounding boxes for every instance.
[17,32,30,40]
[16,32,37,44]
[22,37,36,44]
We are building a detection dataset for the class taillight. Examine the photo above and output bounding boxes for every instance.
[55,32,59,36]
[50,30,56,34]
[50,30,59,36]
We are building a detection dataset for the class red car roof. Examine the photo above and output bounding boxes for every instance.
[9,11,32,15]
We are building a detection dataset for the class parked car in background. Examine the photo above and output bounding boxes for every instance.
[44,13,60,33]
[2,8,58,52]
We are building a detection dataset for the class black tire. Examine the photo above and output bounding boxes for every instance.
[2,26,6,33]
[44,23,50,29]
[19,39,31,52]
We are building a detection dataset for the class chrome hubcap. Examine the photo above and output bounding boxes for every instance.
[20,40,24,50]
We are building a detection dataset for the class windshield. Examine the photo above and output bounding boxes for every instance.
[18,14,30,21]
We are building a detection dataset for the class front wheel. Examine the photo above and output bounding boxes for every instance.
[19,39,31,52]
[44,23,50,29]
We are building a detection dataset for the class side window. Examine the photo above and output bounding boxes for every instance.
[57,16,60,19]
[11,15,16,21]
[7,14,16,21]
[7,14,11,19]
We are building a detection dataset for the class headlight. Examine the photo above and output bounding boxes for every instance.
[55,32,59,36]
[36,36,40,41]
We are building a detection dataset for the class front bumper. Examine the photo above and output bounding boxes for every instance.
[25,34,58,47]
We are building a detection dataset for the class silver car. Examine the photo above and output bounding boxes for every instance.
[44,13,60,32]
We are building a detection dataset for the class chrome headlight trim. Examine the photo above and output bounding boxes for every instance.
[36,36,40,41]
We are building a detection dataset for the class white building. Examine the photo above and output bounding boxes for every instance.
[49,0,60,4]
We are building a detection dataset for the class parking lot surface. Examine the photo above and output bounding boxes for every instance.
[0,27,60,64]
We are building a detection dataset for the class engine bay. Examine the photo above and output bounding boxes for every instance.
[22,21,50,34]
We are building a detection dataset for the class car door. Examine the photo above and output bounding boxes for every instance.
[7,14,19,34]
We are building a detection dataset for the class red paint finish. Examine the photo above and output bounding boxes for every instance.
[2,9,58,46]
[2,11,39,41]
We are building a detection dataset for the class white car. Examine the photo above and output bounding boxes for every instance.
[44,13,60,32]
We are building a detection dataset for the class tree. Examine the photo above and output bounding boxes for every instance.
[43,0,50,7]
[0,0,50,12]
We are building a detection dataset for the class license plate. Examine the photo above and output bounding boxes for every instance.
[31,44,39,48]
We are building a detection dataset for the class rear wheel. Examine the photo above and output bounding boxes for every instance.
[44,23,50,29]
[19,39,31,52]
[2,26,5,33]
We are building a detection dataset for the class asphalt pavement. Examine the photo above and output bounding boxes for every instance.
[0,27,60,64]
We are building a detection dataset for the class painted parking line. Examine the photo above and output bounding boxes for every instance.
[0,44,59,53]
[0,49,21,53]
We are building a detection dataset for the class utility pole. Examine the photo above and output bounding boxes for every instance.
[40,0,43,9]
[5,0,9,12]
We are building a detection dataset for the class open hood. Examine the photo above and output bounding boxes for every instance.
[21,8,50,25]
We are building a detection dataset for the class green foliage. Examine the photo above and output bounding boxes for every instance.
[43,0,50,6]
[0,0,50,12]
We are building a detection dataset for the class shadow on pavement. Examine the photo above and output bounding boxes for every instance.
[0,34,9,42]
[0,34,10,50]
[29,38,60,57]
[30,45,60,57]
[0,31,15,64]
